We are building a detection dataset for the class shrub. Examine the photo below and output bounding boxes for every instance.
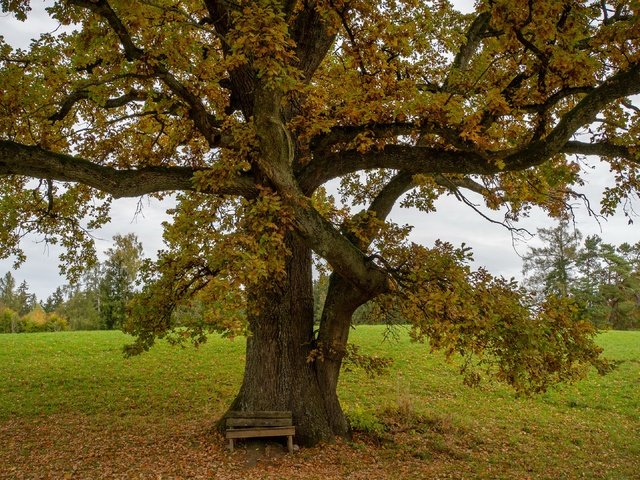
[22,307,69,333]
[0,307,22,333]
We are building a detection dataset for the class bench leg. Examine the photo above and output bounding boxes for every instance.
[228,438,234,453]
[287,435,293,453]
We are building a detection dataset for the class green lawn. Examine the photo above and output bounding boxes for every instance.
[0,327,638,479]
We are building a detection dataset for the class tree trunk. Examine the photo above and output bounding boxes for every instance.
[315,274,369,436]
[225,234,351,446]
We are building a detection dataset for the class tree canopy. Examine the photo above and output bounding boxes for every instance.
[1,0,638,444]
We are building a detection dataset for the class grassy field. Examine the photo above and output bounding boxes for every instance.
[0,327,638,479]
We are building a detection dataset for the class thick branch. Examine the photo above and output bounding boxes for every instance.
[203,0,256,118]
[316,171,415,372]
[519,86,595,114]
[302,62,640,188]
[343,171,415,251]
[289,0,337,81]
[506,61,640,168]
[309,122,466,158]
[154,67,223,146]
[368,171,415,222]
[49,89,151,123]
[563,141,639,163]
[68,0,143,61]
[300,146,492,189]
[452,12,492,72]
[0,141,256,198]
[254,85,391,295]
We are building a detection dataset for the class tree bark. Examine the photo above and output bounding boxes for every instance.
[224,234,351,446]
[315,273,369,436]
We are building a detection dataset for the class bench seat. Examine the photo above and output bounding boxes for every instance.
[225,411,295,453]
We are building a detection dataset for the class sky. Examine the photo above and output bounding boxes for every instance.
[0,1,638,301]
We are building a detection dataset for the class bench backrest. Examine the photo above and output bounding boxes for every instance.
[226,411,293,428]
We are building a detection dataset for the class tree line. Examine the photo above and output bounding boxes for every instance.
[313,223,640,331]
[522,222,640,330]
[0,234,143,333]
[4,225,638,334]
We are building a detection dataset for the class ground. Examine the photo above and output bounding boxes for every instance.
[0,328,638,479]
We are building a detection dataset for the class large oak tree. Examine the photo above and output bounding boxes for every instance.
[1,0,638,445]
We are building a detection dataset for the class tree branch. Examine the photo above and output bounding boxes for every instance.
[506,61,640,168]
[303,61,639,188]
[253,85,391,296]
[69,0,223,145]
[451,12,492,72]
[0,141,257,198]
[68,0,143,61]
[563,141,639,164]
[519,86,595,114]
[308,121,468,159]
[433,174,489,196]
[433,174,532,236]
[202,0,256,118]
[289,0,337,81]
[368,171,415,222]
[49,89,152,123]
[300,146,495,189]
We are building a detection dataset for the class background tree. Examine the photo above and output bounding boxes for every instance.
[584,241,640,329]
[57,286,102,331]
[524,228,640,330]
[15,280,36,316]
[99,233,144,329]
[0,273,36,317]
[43,286,65,313]
[55,267,103,330]
[573,235,610,324]
[1,0,638,444]
[22,303,69,332]
[0,272,18,312]
[522,222,581,298]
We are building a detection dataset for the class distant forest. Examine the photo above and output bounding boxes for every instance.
[2,224,639,333]
[316,222,640,331]
[0,234,143,333]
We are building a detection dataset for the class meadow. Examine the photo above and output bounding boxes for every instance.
[0,327,638,479]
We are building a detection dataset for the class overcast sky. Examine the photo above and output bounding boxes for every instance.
[0,2,637,300]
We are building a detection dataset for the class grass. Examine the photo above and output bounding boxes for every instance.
[0,327,638,479]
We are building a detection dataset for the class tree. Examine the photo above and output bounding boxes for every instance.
[573,234,610,325]
[43,286,66,313]
[0,306,22,333]
[58,287,102,330]
[1,0,636,444]
[522,221,581,298]
[0,272,17,311]
[525,232,640,329]
[22,304,69,332]
[15,280,36,316]
[0,272,36,316]
[580,240,640,329]
[99,233,144,329]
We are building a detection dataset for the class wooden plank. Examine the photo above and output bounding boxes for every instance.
[226,411,292,419]
[227,418,292,428]
[225,426,295,440]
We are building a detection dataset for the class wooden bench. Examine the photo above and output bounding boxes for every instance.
[225,411,296,453]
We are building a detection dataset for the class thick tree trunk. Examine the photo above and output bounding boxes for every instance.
[315,274,369,436]
[225,234,350,446]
